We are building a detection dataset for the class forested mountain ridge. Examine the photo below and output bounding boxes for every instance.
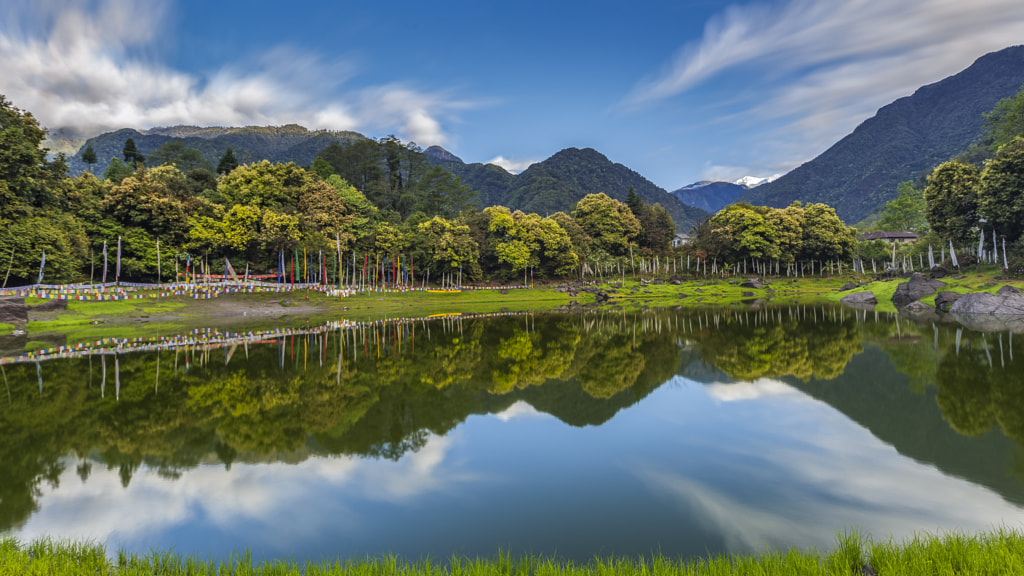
[423,145,516,208]
[670,180,747,214]
[67,125,365,176]
[737,45,1024,223]
[426,146,708,231]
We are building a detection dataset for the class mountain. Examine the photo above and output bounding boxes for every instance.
[670,180,746,213]
[67,125,365,176]
[736,45,1024,223]
[425,146,708,231]
[423,145,464,164]
[422,145,516,208]
[501,148,708,231]
[734,174,781,188]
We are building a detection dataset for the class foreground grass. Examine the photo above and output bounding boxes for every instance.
[3,529,1023,575]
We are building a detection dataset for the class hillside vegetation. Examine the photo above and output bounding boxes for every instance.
[739,45,1024,223]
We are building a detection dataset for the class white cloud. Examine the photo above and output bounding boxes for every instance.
[0,0,469,145]
[704,378,813,403]
[486,155,537,174]
[13,433,473,548]
[492,400,548,422]
[628,0,1024,167]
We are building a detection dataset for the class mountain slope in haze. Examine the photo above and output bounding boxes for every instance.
[737,45,1024,223]
[670,180,747,213]
[68,125,364,176]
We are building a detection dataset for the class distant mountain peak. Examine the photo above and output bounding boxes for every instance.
[733,174,783,188]
[424,145,464,164]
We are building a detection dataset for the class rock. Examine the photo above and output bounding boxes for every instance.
[669,275,682,285]
[728,280,738,285]
[903,301,931,312]
[952,313,1024,333]
[949,292,1024,315]
[892,273,946,307]
[740,278,763,289]
[0,297,28,326]
[742,291,754,297]
[934,291,962,311]
[996,285,1023,295]
[841,291,877,306]
[839,283,858,291]
[677,293,688,299]
[651,279,664,285]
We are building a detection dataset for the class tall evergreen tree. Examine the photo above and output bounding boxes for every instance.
[217,147,239,175]
[81,145,97,173]
[122,137,144,165]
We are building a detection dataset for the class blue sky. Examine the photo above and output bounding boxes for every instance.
[3,0,1024,191]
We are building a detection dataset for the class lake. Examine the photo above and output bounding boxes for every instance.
[2,305,1024,562]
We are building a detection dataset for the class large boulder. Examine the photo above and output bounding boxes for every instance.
[740,278,763,289]
[0,297,28,326]
[934,291,962,312]
[841,291,877,306]
[892,273,946,307]
[996,285,1023,295]
[949,292,1024,315]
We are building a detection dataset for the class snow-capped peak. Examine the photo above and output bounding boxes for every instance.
[734,174,783,188]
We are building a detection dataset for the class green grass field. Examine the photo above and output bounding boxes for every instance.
[3,529,1022,575]
[6,266,1024,348]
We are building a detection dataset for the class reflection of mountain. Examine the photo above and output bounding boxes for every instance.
[0,313,680,530]
[7,307,1024,533]
[784,344,1024,506]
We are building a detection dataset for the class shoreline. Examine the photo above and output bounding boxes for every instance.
[3,269,1023,344]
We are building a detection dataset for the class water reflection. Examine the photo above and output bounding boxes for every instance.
[3,306,1024,560]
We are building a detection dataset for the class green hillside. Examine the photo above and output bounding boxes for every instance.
[68,125,365,176]
[427,146,707,231]
[738,45,1024,223]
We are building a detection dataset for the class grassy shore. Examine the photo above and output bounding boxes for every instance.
[3,529,1023,575]
[9,266,1024,345]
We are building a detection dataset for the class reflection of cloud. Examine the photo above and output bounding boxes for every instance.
[0,0,472,144]
[493,400,547,422]
[14,433,471,547]
[635,387,1024,555]
[704,378,811,403]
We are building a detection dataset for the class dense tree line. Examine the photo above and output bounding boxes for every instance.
[1,93,872,286]
[689,201,857,269]
[0,94,688,286]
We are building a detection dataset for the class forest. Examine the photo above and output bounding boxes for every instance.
[1,93,854,287]
[4,83,1024,287]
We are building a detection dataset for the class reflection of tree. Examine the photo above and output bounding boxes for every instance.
[0,313,683,529]
[936,347,995,436]
[489,323,579,394]
[696,313,862,381]
[934,334,1024,447]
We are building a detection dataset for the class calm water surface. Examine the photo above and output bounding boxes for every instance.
[2,306,1024,562]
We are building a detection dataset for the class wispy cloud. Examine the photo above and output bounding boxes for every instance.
[0,0,471,144]
[627,0,1024,168]
[486,155,538,174]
